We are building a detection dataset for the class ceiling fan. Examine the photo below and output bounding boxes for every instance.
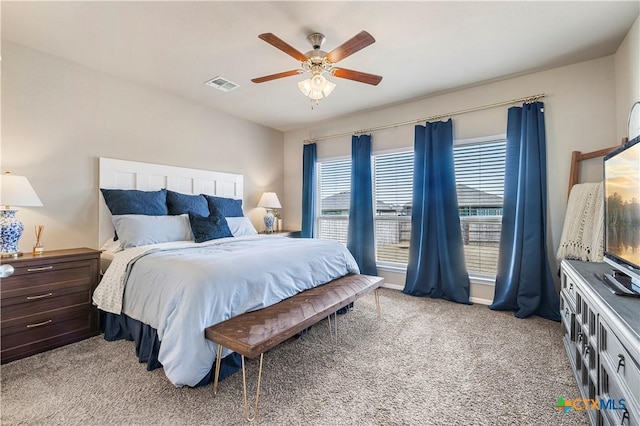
[251,31,383,107]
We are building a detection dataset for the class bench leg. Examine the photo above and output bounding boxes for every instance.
[241,353,264,422]
[213,344,224,396]
[326,312,338,345]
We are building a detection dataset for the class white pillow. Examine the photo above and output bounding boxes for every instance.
[226,217,258,237]
[112,214,194,249]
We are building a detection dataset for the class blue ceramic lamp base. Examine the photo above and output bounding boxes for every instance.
[0,209,24,257]
[263,209,275,233]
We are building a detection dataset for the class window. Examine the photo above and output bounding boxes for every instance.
[453,139,506,277]
[317,159,351,244]
[316,137,506,278]
[374,151,413,266]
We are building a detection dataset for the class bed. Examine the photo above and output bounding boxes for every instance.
[94,158,360,387]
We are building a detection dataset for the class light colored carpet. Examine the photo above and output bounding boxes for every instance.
[1,289,588,425]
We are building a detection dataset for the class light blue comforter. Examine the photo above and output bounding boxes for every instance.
[116,236,359,387]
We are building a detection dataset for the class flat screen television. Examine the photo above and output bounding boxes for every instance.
[603,134,640,291]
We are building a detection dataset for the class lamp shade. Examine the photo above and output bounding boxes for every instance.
[257,192,281,209]
[0,173,43,208]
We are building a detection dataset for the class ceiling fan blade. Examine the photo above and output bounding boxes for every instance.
[258,33,308,62]
[326,31,376,63]
[332,68,383,86]
[251,70,301,84]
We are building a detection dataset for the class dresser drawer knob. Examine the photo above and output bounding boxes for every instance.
[26,266,54,272]
[569,282,573,290]
[26,319,52,328]
[26,292,53,300]
[617,354,625,373]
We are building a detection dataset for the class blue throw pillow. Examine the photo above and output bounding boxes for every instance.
[203,195,244,217]
[101,188,168,215]
[188,211,233,243]
[166,190,209,216]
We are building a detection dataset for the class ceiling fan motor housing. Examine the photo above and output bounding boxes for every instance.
[307,33,325,49]
[305,33,330,66]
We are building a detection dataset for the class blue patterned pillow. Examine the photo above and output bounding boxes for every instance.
[166,190,209,216]
[203,195,244,217]
[100,188,168,215]
[188,209,233,243]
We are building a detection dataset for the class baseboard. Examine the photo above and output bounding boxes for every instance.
[380,283,493,306]
[469,296,492,306]
[381,283,404,291]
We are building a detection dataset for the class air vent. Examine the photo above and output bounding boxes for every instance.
[204,76,239,92]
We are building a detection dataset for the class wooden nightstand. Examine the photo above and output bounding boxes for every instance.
[0,248,100,364]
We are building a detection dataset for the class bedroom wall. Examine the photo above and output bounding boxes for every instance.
[282,55,619,302]
[1,41,284,251]
[614,15,640,141]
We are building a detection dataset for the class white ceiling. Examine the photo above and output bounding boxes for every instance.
[2,1,638,132]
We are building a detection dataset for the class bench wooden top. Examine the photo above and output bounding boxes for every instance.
[204,274,383,358]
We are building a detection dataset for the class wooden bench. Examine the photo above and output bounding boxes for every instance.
[204,273,384,421]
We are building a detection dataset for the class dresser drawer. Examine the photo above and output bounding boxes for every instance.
[600,318,640,406]
[0,305,94,363]
[1,287,91,322]
[600,360,639,426]
[1,259,96,296]
[561,271,577,305]
[560,290,575,336]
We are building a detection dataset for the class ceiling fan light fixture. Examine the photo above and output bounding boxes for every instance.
[298,73,336,105]
[297,79,312,97]
[320,78,336,97]
[310,73,326,91]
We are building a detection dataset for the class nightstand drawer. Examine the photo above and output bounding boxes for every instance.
[0,305,93,363]
[1,287,91,322]
[1,259,95,296]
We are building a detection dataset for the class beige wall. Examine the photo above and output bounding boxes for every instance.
[614,15,640,142]
[1,42,284,251]
[283,55,620,301]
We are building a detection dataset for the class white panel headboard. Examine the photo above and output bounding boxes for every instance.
[99,157,243,246]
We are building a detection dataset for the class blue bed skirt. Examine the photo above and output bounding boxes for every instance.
[100,311,241,387]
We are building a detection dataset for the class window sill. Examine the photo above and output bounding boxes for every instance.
[377,263,407,274]
[376,263,495,286]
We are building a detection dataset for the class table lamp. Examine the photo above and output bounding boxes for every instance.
[0,172,43,257]
[257,192,281,233]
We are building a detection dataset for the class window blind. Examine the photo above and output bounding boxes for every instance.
[453,139,507,276]
[318,159,351,243]
[374,151,413,265]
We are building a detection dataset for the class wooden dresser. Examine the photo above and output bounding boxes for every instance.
[1,248,100,364]
[560,260,640,426]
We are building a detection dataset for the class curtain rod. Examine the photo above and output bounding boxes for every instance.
[303,93,546,144]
